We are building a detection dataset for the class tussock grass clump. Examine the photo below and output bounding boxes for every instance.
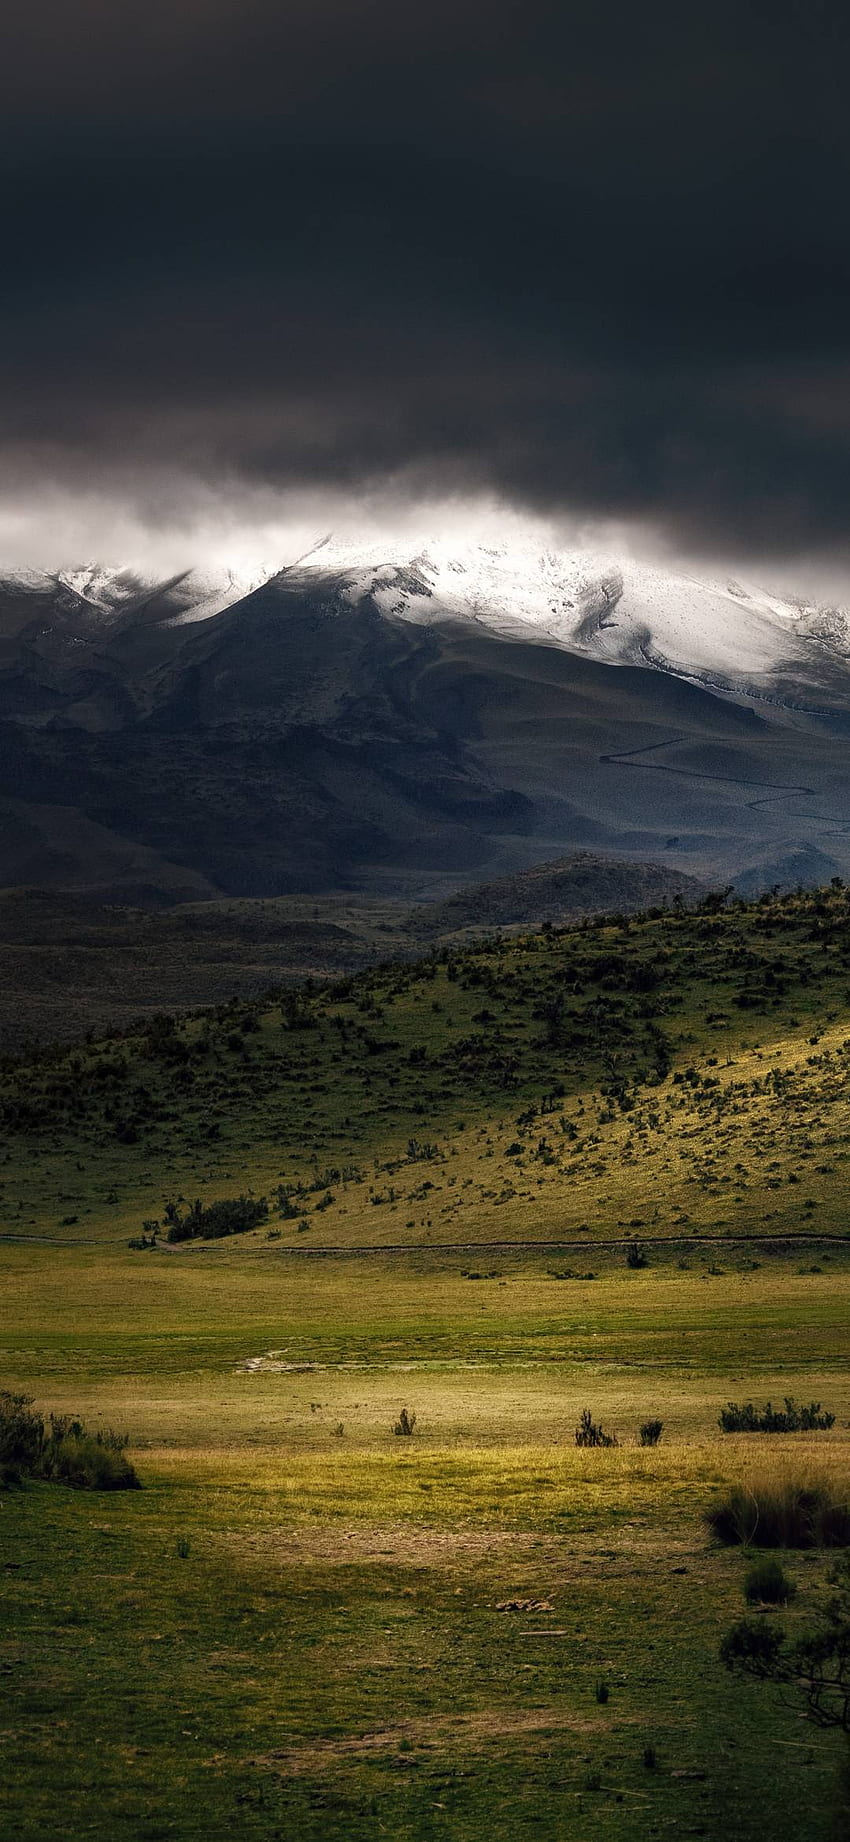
[707,1476,850,1548]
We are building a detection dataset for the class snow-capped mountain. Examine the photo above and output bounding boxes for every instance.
[55,565,151,614]
[288,536,850,705]
[3,539,849,709]
[1,532,849,907]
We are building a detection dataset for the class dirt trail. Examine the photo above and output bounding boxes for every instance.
[599,733,819,810]
[254,1232,848,1258]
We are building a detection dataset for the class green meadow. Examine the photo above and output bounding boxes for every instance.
[3,888,850,1838]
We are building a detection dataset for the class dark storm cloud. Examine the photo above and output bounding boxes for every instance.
[3,0,850,556]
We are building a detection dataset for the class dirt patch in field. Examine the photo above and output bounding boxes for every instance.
[216,1521,541,1567]
[215,1515,703,1574]
[254,1704,614,1775]
[238,1354,499,1372]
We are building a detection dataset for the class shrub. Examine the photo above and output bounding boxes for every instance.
[722,1553,850,1731]
[164,1193,269,1244]
[707,1478,850,1548]
[41,1419,140,1491]
[719,1397,835,1434]
[575,1408,618,1448]
[720,1617,785,1673]
[626,1241,648,1269]
[639,1419,664,1447]
[0,1396,141,1491]
[744,1556,796,1605]
[594,1679,609,1703]
[0,1391,44,1484]
[44,1436,139,1491]
[393,1407,417,1436]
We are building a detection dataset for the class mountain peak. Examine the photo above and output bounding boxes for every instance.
[289,535,850,697]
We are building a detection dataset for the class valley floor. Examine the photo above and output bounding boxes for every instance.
[2,1244,849,1841]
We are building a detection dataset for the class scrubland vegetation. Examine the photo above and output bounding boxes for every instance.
[2,883,850,1251]
[0,1390,139,1491]
[2,886,850,1838]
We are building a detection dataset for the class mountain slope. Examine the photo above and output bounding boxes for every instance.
[0,542,848,902]
[291,536,850,703]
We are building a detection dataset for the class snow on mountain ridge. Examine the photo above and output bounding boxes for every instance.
[56,564,146,612]
[163,563,284,625]
[0,560,284,625]
[292,535,850,692]
[3,539,850,701]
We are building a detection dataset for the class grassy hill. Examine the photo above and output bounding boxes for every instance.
[409,852,704,939]
[4,881,850,1250]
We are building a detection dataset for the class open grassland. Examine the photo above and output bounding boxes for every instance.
[2,1245,850,1840]
[3,886,850,1252]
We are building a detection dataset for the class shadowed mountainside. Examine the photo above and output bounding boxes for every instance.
[0,567,849,904]
[0,851,703,1050]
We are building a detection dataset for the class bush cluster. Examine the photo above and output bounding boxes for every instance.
[0,1392,140,1490]
[719,1397,835,1434]
[163,1193,268,1243]
[574,1410,664,1447]
[722,1552,850,1733]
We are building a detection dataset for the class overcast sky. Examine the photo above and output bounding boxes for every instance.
[3,0,850,579]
